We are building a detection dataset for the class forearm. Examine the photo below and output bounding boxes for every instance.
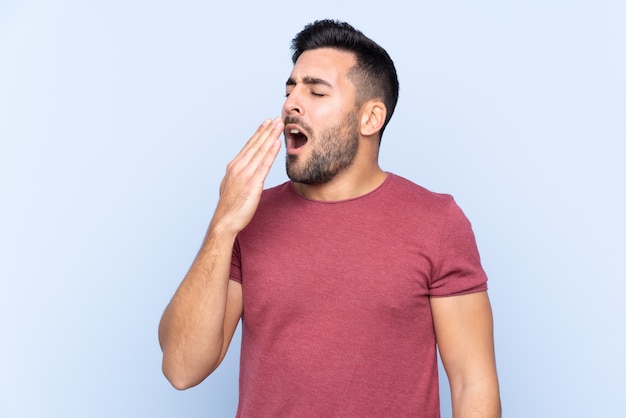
[158,225,237,389]
[159,118,282,389]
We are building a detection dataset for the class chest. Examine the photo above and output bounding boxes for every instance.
[238,210,438,330]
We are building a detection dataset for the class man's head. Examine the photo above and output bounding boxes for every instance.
[282,20,399,186]
[290,19,399,138]
[283,46,360,185]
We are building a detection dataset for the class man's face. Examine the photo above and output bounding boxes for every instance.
[282,48,360,185]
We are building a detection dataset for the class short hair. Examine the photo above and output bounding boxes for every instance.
[291,19,400,139]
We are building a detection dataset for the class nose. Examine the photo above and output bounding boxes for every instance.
[282,89,302,117]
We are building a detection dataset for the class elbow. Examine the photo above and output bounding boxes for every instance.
[159,325,224,390]
[167,376,200,391]
[161,350,218,390]
[162,361,204,390]
[450,377,501,418]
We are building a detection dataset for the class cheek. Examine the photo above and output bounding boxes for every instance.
[312,105,346,125]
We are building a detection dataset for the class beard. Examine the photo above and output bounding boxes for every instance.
[285,111,360,185]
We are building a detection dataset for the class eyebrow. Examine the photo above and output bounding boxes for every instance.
[285,76,333,88]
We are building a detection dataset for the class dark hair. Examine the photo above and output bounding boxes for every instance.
[291,19,399,138]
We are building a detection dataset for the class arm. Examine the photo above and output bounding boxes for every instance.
[430,291,501,418]
[158,118,284,390]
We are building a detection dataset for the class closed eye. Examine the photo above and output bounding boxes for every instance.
[285,91,326,98]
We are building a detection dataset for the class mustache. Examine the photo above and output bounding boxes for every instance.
[283,115,301,125]
[283,116,312,133]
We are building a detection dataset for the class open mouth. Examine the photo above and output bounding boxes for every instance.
[285,125,308,151]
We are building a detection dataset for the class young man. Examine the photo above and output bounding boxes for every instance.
[159,20,501,417]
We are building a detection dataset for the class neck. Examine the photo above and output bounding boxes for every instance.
[292,164,388,201]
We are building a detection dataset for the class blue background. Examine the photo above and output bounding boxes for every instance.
[1,1,624,417]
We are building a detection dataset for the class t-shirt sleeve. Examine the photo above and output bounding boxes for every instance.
[429,199,488,296]
[230,237,242,283]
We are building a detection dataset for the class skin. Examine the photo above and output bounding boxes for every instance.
[282,48,388,199]
[432,292,502,417]
[284,109,360,186]
[158,47,500,417]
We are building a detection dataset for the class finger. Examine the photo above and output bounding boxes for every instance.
[236,118,279,161]
[231,118,283,174]
[247,118,283,177]
[256,120,283,173]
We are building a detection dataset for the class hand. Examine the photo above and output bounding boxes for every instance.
[211,117,283,235]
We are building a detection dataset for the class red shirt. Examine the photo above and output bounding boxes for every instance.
[231,173,487,417]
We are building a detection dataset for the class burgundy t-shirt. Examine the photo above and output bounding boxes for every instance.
[230,173,487,417]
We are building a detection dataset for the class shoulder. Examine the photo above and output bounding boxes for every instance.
[385,173,455,212]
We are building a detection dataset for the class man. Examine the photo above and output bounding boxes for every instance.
[159,19,501,417]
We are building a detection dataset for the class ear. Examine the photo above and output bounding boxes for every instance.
[359,100,387,137]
